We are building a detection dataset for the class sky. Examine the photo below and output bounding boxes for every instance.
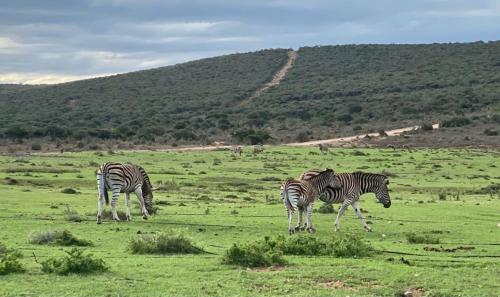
[1,0,499,84]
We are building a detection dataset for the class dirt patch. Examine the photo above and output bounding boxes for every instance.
[323,280,348,289]
[402,287,424,297]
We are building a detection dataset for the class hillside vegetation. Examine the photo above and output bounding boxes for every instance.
[1,42,499,148]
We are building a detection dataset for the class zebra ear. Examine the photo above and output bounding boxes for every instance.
[151,187,158,191]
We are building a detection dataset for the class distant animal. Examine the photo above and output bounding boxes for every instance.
[281,168,341,234]
[318,144,329,154]
[96,162,155,224]
[253,145,264,154]
[232,146,243,156]
[300,170,391,232]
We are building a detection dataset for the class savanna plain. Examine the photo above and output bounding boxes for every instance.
[0,146,499,297]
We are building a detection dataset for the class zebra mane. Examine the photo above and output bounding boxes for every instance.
[353,172,388,182]
[308,168,333,180]
[135,165,153,196]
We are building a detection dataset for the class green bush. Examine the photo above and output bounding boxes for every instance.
[222,234,372,267]
[317,203,336,214]
[222,241,286,268]
[406,232,440,244]
[61,188,78,194]
[441,117,471,128]
[41,248,108,275]
[0,253,25,275]
[29,229,93,246]
[129,232,203,254]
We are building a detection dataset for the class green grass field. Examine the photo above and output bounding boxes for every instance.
[0,147,499,297]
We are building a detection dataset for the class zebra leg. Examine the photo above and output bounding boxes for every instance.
[110,188,121,221]
[125,192,132,221]
[134,187,150,219]
[305,203,316,233]
[352,201,372,232]
[294,207,305,231]
[288,209,295,235]
[334,201,350,232]
[97,193,105,224]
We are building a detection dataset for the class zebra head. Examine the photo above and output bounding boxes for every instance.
[142,182,154,214]
[375,176,391,208]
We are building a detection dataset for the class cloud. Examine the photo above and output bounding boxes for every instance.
[0,0,499,84]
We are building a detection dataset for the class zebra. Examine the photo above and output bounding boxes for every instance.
[96,162,155,224]
[318,143,329,154]
[232,146,243,156]
[299,170,391,232]
[281,168,341,234]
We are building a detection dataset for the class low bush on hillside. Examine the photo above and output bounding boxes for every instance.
[441,117,471,128]
[406,232,440,244]
[61,188,79,194]
[0,243,25,275]
[129,232,204,254]
[28,229,93,246]
[41,248,108,275]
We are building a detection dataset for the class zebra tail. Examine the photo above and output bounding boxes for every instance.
[98,171,109,205]
[282,184,293,211]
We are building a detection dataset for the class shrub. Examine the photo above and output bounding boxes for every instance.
[61,188,78,194]
[272,234,373,257]
[406,232,440,244]
[222,241,286,268]
[420,123,434,131]
[484,128,498,136]
[438,192,447,200]
[129,232,203,254]
[212,158,222,165]
[31,143,42,151]
[317,203,336,214]
[64,207,83,222]
[441,117,471,128]
[41,248,108,275]
[0,253,25,275]
[28,229,93,246]
[155,179,180,191]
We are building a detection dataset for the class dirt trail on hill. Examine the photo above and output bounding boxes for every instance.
[239,50,298,105]
[287,124,440,147]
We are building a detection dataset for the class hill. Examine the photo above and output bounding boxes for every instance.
[0,42,499,149]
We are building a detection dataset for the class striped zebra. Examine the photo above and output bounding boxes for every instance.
[299,170,391,232]
[281,168,341,234]
[96,162,155,224]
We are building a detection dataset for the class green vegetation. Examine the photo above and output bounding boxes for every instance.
[0,243,25,275]
[1,42,499,147]
[129,232,203,254]
[0,147,498,296]
[406,232,441,244]
[28,229,93,246]
[40,248,108,275]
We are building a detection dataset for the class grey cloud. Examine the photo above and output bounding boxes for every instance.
[0,0,499,83]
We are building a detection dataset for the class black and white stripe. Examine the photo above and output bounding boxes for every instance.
[281,169,341,234]
[300,170,391,232]
[96,162,154,224]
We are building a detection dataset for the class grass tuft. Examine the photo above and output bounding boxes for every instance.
[222,241,286,268]
[28,229,93,246]
[61,188,79,194]
[0,243,25,275]
[64,207,83,222]
[129,232,204,255]
[41,248,108,275]
[406,232,440,244]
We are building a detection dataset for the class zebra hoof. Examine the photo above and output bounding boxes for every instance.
[365,226,373,232]
[307,227,316,234]
[288,229,295,235]
[294,226,303,232]
[142,215,148,220]
[126,216,131,221]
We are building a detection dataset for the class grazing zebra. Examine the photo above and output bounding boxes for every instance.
[232,146,243,156]
[281,169,341,234]
[300,170,391,232]
[318,143,329,154]
[96,162,154,224]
